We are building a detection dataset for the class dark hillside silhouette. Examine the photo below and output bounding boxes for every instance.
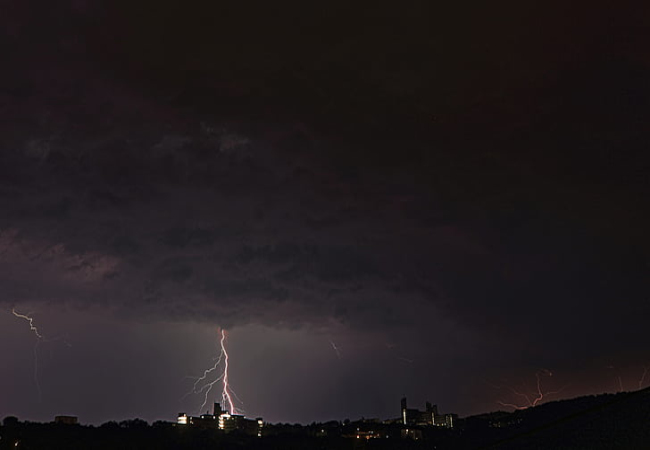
[2,388,650,449]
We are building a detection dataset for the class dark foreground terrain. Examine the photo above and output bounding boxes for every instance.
[3,388,650,450]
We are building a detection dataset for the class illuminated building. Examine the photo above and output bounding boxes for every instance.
[400,397,456,428]
[219,413,264,436]
[177,403,263,436]
[176,412,218,428]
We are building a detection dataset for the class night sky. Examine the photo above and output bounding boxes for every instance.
[1,1,649,425]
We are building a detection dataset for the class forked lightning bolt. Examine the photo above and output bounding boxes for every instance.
[495,369,566,410]
[182,352,225,413]
[183,329,239,415]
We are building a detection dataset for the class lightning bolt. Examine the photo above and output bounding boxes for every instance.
[638,366,649,390]
[181,352,225,413]
[183,329,238,415]
[494,369,567,410]
[220,329,236,415]
[12,308,43,338]
[12,308,43,400]
[330,340,342,359]
[606,365,627,393]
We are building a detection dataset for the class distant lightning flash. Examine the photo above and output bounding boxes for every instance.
[183,329,239,415]
[12,308,43,338]
[605,365,650,393]
[12,308,43,400]
[330,340,342,359]
[495,369,566,410]
[606,365,627,393]
[639,366,649,390]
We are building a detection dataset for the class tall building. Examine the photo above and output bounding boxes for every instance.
[400,397,456,428]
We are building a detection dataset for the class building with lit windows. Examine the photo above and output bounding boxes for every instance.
[177,403,263,436]
[400,397,456,428]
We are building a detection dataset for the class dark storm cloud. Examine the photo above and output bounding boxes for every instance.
[2,105,646,356]
[0,89,475,335]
